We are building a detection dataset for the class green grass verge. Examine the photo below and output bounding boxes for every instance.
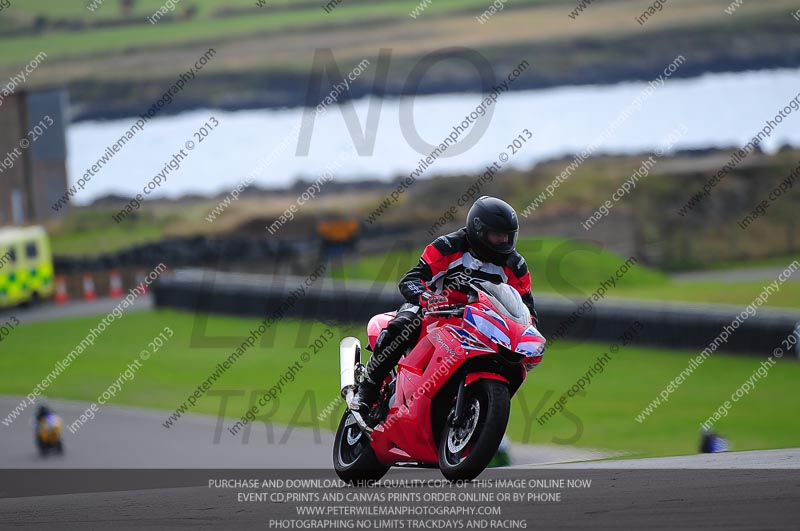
[0,0,540,67]
[49,221,165,256]
[678,254,800,273]
[47,206,202,256]
[2,310,798,457]
[612,281,800,309]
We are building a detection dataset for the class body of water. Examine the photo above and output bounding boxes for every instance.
[67,67,800,204]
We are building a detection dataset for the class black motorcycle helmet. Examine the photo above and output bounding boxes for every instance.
[465,196,519,265]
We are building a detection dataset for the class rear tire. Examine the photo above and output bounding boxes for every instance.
[35,433,48,456]
[439,380,510,481]
[333,411,389,484]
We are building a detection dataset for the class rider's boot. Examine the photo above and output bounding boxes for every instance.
[350,376,380,417]
[351,329,399,416]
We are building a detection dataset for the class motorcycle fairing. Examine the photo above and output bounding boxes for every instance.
[371,326,463,464]
[367,311,396,350]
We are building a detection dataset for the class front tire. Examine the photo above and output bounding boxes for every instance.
[439,380,510,481]
[333,411,389,483]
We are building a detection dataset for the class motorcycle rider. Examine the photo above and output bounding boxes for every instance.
[351,196,539,415]
[34,404,64,455]
[36,405,53,424]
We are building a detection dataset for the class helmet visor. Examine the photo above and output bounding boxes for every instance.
[484,229,518,255]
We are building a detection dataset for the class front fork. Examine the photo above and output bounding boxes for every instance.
[449,372,510,427]
[449,376,468,428]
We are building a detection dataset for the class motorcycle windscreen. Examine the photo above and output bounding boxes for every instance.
[473,281,530,324]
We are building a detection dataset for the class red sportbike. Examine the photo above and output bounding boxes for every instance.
[334,280,546,481]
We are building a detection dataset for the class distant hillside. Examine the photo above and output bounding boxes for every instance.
[0,1,797,119]
[50,147,800,271]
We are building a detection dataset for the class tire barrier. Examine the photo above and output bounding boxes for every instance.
[153,269,800,357]
[53,236,305,273]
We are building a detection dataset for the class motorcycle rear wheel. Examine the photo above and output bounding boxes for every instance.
[439,380,510,481]
[333,411,389,484]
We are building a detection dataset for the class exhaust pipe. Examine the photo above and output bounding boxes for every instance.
[339,337,361,395]
[339,336,373,437]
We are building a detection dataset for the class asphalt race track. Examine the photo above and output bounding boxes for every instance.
[0,397,612,469]
[1,397,798,529]
[0,296,153,325]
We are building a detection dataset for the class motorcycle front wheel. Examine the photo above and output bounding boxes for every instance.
[333,411,389,484]
[439,379,510,481]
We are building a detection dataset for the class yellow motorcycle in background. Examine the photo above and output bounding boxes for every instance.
[35,406,64,456]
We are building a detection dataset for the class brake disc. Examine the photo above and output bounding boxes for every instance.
[447,399,480,454]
